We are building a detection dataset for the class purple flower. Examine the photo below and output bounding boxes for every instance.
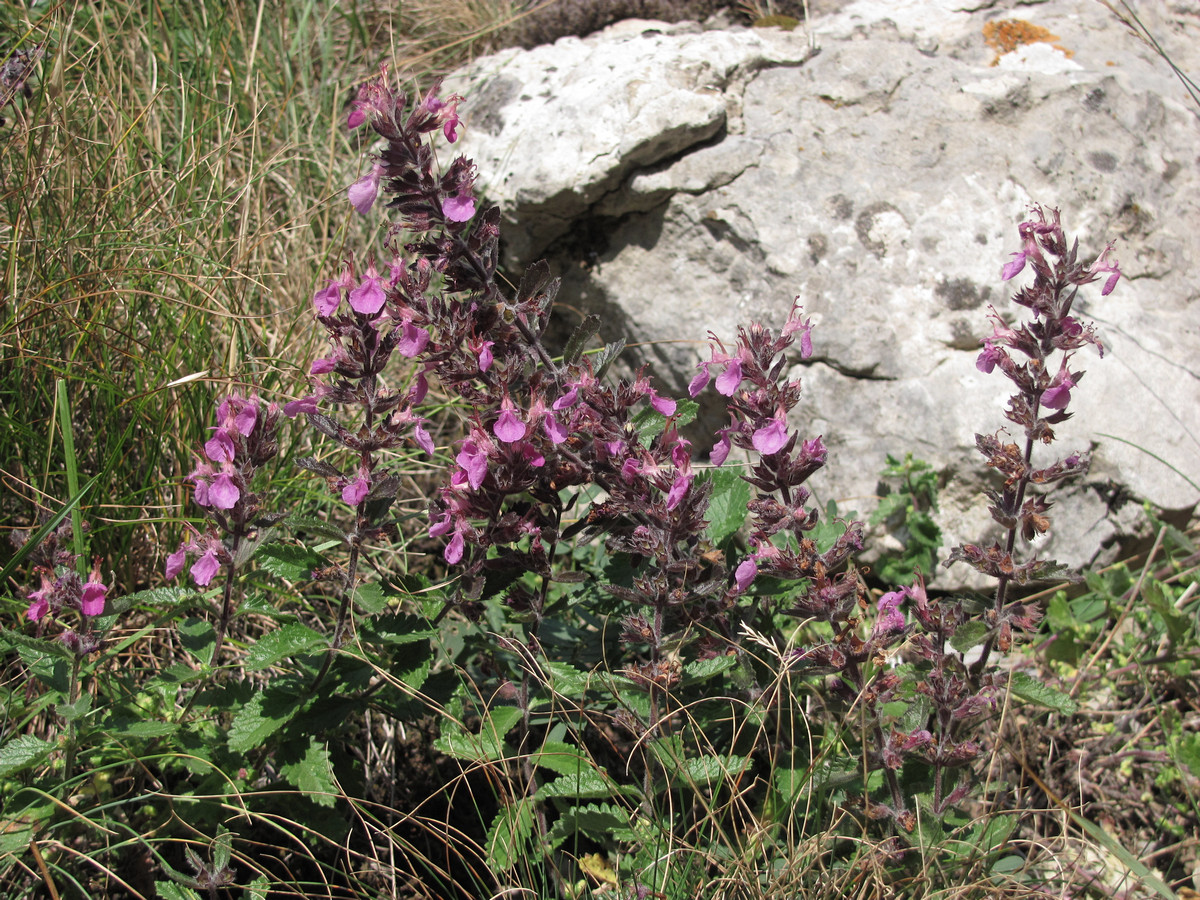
[444,530,465,564]
[1041,370,1076,410]
[349,261,387,316]
[710,430,733,466]
[284,395,319,418]
[26,586,49,621]
[1089,243,1121,296]
[397,321,430,357]
[342,473,370,506]
[976,341,1006,374]
[543,413,567,444]
[456,439,489,490]
[553,385,579,410]
[494,401,526,443]
[412,422,435,456]
[874,590,906,635]
[688,369,711,397]
[311,356,336,375]
[313,280,342,317]
[204,429,235,463]
[443,193,475,223]
[666,473,690,510]
[348,162,385,216]
[715,358,743,396]
[165,546,188,580]
[734,557,757,592]
[192,549,221,587]
[751,417,788,455]
[208,471,241,509]
[80,580,107,617]
[650,392,677,416]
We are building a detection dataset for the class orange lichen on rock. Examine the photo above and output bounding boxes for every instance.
[982,19,1074,66]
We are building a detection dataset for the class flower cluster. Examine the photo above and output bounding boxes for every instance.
[166,393,282,586]
[14,520,108,655]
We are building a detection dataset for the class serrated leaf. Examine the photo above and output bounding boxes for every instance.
[870,492,910,525]
[682,654,738,684]
[55,692,91,723]
[244,624,328,671]
[352,581,388,614]
[485,797,534,872]
[0,734,55,777]
[530,741,590,776]
[227,690,303,754]
[537,769,633,800]
[118,586,200,609]
[593,337,625,379]
[255,543,329,580]
[178,617,217,663]
[539,660,593,700]
[156,883,202,900]
[547,802,634,849]
[563,314,601,365]
[280,738,337,807]
[1171,733,1200,779]
[632,400,697,445]
[1009,671,1077,715]
[672,754,749,786]
[294,456,341,478]
[103,720,178,739]
[433,732,502,762]
[701,467,751,546]
[949,620,990,653]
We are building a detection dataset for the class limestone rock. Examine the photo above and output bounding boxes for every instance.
[446,0,1200,586]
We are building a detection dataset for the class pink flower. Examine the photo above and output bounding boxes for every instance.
[204,429,235,463]
[734,557,757,592]
[348,162,385,216]
[494,400,526,443]
[649,392,676,416]
[874,591,906,635]
[444,530,465,564]
[715,358,743,396]
[80,580,107,617]
[349,261,387,315]
[543,413,567,444]
[165,546,188,580]
[26,587,50,621]
[342,473,370,506]
[191,549,221,587]
[710,431,732,466]
[412,422,435,456]
[666,473,691,510]
[976,341,1006,374]
[456,440,489,490]
[1089,243,1121,296]
[396,321,430,357]
[284,395,319,418]
[751,417,789,455]
[208,472,241,509]
[313,280,342,317]
[1041,369,1076,410]
[443,193,475,222]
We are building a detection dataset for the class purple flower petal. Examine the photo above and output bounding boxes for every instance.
[494,409,526,443]
[342,475,370,506]
[80,581,107,617]
[710,432,732,467]
[666,473,690,510]
[313,282,341,317]
[688,369,711,397]
[204,429,236,464]
[349,270,387,315]
[443,194,475,222]
[209,472,241,510]
[650,393,676,416]
[192,550,220,587]
[444,530,465,564]
[397,321,430,357]
[734,557,757,592]
[715,359,742,396]
[544,413,567,445]
[751,418,788,455]
[166,546,188,580]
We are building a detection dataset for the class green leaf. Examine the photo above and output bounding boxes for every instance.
[539,660,594,700]
[949,620,990,653]
[701,467,751,546]
[1171,732,1200,779]
[360,613,438,645]
[669,754,749,786]
[632,399,697,445]
[102,719,178,739]
[178,617,217,664]
[1009,671,1077,715]
[1144,580,1191,646]
[155,883,201,900]
[280,738,337,807]
[682,654,739,685]
[56,693,92,724]
[227,690,304,754]
[244,623,328,671]
[0,734,55,778]
[255,543,328,580]
[212,825,233,873]
[118,586,200,609]
[537,769,634,800]
[353,581,388,614]
[530,741,590,777]
[485,797,534,872]
[547,802,635,850]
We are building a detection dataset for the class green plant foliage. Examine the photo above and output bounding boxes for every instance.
[870,452,943,585]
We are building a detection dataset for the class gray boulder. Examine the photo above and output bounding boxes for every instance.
[445,0,1200,586]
